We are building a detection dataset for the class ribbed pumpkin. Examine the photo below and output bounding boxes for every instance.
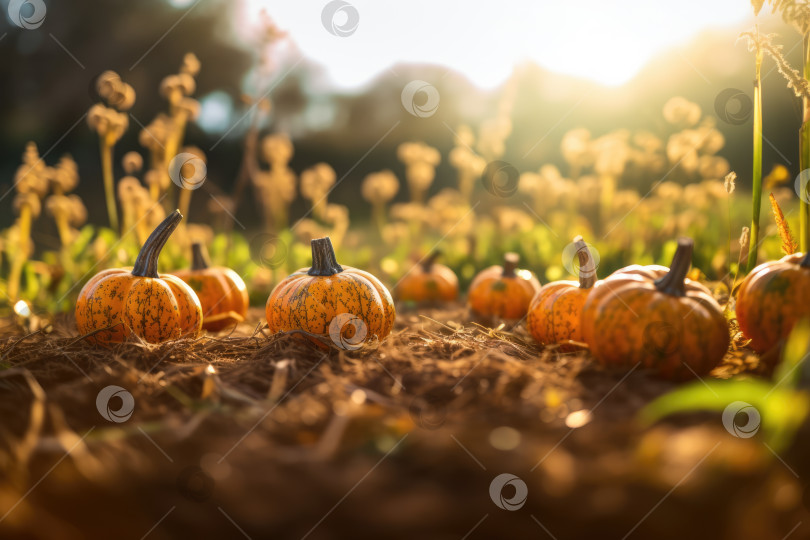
[737,252,810,359]
[75,210,202,345]
[396,251,459,303]
[266,237,395,348]
[172,242,249,331]
[468,253,541,320]
[527,236,597,350]
[580,238,728,380]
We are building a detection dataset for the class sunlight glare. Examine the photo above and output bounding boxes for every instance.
[239,0,752,89]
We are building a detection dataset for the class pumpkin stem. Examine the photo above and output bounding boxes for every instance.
[573,235,597,289]
[191,242,210,270]
[308,237,344,276]
[132,210,182,278]
[502,252,519,278]
[422,250,441,273]
[801,251,810,268]
[654,238,694,297]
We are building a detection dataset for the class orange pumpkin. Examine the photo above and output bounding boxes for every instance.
[172,242,249,331]
[736,251,810,359]
[75,210,202,345]
[468,253,541,320]
[266,237,395,349]
[396,251,459,303]
[527,236,598,350]
[580,238,729,380]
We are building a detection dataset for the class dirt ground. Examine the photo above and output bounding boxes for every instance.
[0,305,808,540]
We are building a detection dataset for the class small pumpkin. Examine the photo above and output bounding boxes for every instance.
[172,242,249,331]
[468,253,541,320]
[396,251,459,303]
[736,251,810,358]
[266,237,395,348]
[75,210,202,345]
[580,238,729,379]
[527,236,597,350]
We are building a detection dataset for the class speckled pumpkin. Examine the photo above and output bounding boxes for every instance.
[468,253,541,320]
[580,238,729,380]
[75,210,202,346]
[266,237,395,348]
[527,236,598,350]
[396,251,459,303]
[172,242,249,332]
[736,251,810,358]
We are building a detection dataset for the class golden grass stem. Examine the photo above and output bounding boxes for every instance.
[800,34,810,251]
[100,136,119,232]
[747,44,764,272]
[8,204,32,302]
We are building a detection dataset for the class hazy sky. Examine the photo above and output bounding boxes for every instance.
[231,0,753,89]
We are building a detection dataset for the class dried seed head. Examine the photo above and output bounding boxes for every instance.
[160,75,182,99]
[698,155,730,179]
[66,194,87,226]
[724,171,737,194]
[50,154,79,193]
[46,194,69,219]
[362,170,399,205]
[96,71,122,100]
[178,97,200,120]
[663,96,702,126]
[87,103,108,133]
[118,176,142,202]
[14,192,41,218]
[139,114,170,149]
[300,163,336,200]
[261,133,294,165]
[123,152,144,174]
[177,73,196,96]
[181,53,201,76]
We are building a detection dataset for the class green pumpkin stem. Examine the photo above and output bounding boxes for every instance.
[573,236,597,289]
[422,250,441,273]
[191,242,210,271]
[502,252,519,278]
[801,251,810,268]
[654,238,694,297]
[132,210,182,278]
[308,237,344,276]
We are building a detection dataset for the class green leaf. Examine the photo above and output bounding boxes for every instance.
[640,378,774,427]
[775,316,810,389]
[640,377,810,451]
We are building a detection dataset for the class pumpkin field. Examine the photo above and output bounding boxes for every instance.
[3,1,810,539]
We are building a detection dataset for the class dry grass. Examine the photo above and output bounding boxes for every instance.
[0,306,805,540]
